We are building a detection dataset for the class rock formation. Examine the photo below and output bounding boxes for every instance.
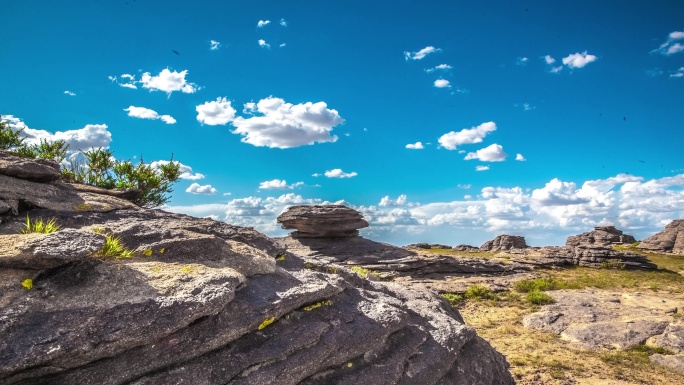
[638,219,684,254]
[565,225,637,248]
[0,152,514,385]
[480,235,528,251]
[276,205,369,238]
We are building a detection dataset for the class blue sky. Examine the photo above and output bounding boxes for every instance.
[2,0,683,246]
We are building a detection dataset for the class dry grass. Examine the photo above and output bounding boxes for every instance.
[452,252,684,384]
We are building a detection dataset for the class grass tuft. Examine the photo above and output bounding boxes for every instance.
[526,290,555,305]
[95,234,134,259]
[465,285,497,301]
[21,216,59,234]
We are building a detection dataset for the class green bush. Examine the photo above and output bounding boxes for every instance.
[441,293,464,306]
[464,285,497,301]
[0,118,25,150]
[526,290,555,305]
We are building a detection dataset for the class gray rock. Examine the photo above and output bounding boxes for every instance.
[638,219,684,254]
[0,174,138,214]
[0,200,10,215]
[566,226,637,248]
[649,321,684,353]
[650,354,684,374]
[0,151,60,182]
[277,205,369,238]
[453,244,479,252]
[0,229,106,269]
[523,290,680,351]
[480,235,528,251]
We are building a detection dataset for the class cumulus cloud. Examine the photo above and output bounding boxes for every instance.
[124,106,176,124]
[404,46,441,60]
[562,51,598,69]
[186,183,217,195]
[2,115,111,152]
[406,142,424,149]
[652,31,684,55]
[425,64,452,73]
[531,179,589,206]
[434,79,451,88]
[258,39,270,48]
[543,55,556,64]
[64,90,76,96]
[140,68,199,95]
[231,96,343,149]
[379,194,407,207]
[210,40,220,50]
[324,169,357,178]
[258,179,303,190]
[465,144,507,162]
[438,121,497,150]
[151,160,204,180]
[257,20,271,27]
[516,153,526,161]
[196,97,237,125]
[476,165,490,171]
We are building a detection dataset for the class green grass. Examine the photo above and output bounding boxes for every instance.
[514,277,575,293]
[21,216,59,234]
[441,293,465,306]
[464,285,497,301]
[526,290,555,305]
[95,234,134,259]
[349,265,381,279]
[601,344,673,366]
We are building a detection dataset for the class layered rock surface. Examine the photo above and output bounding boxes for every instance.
[0,154,514,384]
[277,205,369,238]
[480,235,528,251]
[638,220,684,254]
[565,226,637,248]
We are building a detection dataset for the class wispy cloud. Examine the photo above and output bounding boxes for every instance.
[324,169,357,178]
[425,64,452,73]
[404,46,441,60]
[438,121,497,150]
[64,90,76,96]
[652,31,684,55]
[670,67,684,78]
[124,106,176,124]
[210,40,220,50]
[257,20,270,28]
[280,18,287,27]
[516,57,529,66]
[258,39,270,48]
[475,165,490,171]
[258,179,304,190]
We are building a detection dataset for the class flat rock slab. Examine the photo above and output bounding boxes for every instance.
[0,152,60,183]
[523,289,683,351]
[651,353,684,374]
[277,205,369,238]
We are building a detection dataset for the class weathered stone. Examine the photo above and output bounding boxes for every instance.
[277,205,369,238]
[638,219,684,254]
[453,244,479,252]
[566,225,637,248]
[650,354,684,374]
[523,290,682,351]
[0,151,60,182]
[0,229,106,269]
[480,234,528,251]
[0,200,10,214]
[649,321,684,353]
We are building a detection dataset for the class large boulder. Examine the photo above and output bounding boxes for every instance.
[0,151,61,183]
[565,226,637,248]
[638,220,684,254]
[480,235,528,251]
[277,205,369,238]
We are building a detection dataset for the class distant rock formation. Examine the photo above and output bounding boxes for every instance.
[277,204,369,238]
[454,244,480,252]
[406,243,452,249]
[480,235,528,251]
[566,226,637,248]
[0,152,514,385]
[638,220,684,254]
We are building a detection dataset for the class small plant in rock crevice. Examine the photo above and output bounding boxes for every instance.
[94,234,134,259]
[21,216,59,234]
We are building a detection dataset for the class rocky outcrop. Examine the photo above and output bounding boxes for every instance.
[0,154,514,384]
[480,235,528,251]
[638,220,684,254]
[277,205,369,238]
[406,243,452,250]
[0,152,60,182]
[453,244,479,252]
[566,226,637,248]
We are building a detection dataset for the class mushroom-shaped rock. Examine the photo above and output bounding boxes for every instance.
[277,205,369,238]
[566,225,637,248]
[638,220,684,254]
[480,235,528,251]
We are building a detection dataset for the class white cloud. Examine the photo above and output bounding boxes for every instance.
[186,183,217,195]
[258,179,303,190]
[465,144,507,162]
[231,96,343,149]
[379,194,407,207]
[438,121,497,150]
[434,79,451,88]
[324,169,357,178]
[653,31,684,55]
[404,46,441,60]
[140,68,199,95]
[124,106,176,124]
[550,66,563,73]
[279,43,287,48]
[670,67,684,78]
[406,141,424,149]
[543,55,556,65]
[210,40,220,50]
[458,184,472,189]
[425,64,452,73]
[258,39,270,48]
[516,153,526,161]
[64,90,76,96]
[2,115,112,152]
[531,178,588,206]
[196,97,237,126]
[151,160,204,180]
[476,165,490,171]
[257,20,271,27]
[108,74,137,89]
[280,18,287,27]
[516,57,529,65]
[562,51,598,69]
[243,102,257,114]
